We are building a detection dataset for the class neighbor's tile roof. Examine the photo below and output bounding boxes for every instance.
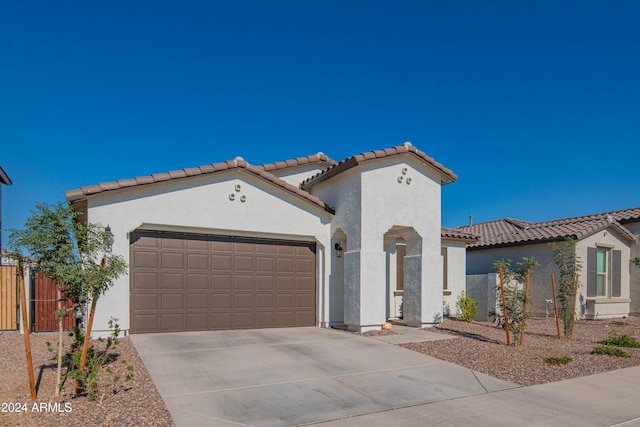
[259,152,337,172]
[65,158,335,214]
[300,142,457,190]
[441,227,480,242]
[0,166,12,185]
[457,213,637,249]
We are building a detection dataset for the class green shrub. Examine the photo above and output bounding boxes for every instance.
[598,331,640,348]
[544,356,572,365]
[591,345,629,357]
[456,292,477,322]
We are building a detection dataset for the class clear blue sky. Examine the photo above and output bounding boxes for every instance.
[2,0,639,247]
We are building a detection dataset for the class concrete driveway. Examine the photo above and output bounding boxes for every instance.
[131,327,516,426]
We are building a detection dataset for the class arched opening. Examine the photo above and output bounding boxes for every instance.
[383,226,422,323]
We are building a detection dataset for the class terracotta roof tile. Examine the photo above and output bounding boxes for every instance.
[65,158,335,215]
[301,142,457,190]
[259,152,337,172]
[457,211,637,249]
[441,227,480,242]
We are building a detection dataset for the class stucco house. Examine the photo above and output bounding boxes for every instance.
[65,143,470,336]
[0,166,12,264]
[457,208,640,320]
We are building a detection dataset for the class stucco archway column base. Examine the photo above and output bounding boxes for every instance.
[344,250,387,332]
[404,253,444,328]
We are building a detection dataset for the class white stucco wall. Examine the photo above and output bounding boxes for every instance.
[311,155,445,330]
[84,170,332,336]
[623,221,640,316]
[442,241,468,317]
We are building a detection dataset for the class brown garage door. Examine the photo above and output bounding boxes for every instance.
[130,231,316,333]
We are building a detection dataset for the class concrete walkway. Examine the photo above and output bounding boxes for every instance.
[131,326,515,427]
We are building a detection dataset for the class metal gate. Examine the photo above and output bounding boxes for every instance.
[0,265,18,330]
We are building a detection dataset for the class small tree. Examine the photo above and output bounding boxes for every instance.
[633,257,640,267]
[8,202,126,394]
[492,257,538,345]
[549,238,582,339]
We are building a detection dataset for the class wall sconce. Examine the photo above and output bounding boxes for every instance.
[105,225,114,252]
[334,242,344,258]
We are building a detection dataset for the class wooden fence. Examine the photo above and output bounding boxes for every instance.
[33,273,76,332]
[0,265,18,330]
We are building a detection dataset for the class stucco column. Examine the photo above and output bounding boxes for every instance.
[344,249,386,332]
[404,253,443,327]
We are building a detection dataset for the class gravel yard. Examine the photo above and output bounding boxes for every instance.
[2,317,639,426]
[0,331,174,427]
[402,316,640,386]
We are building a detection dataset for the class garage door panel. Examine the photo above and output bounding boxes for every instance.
[187,273,209,290]
[235,275,253,290]
[256,276,275,290]
[134,272,159,290]
[162,252,184,269]
[186,294,209,309]
[186,313,208,330]
[212,255,232,270]
[188,253,209,269]
[134,252,158,269]
[162,294,185,310]
[130,231,316,333]
[132,315,159,333]
[256,293,274,308]
[211,293,232,309]
[234,312,254,329]
[161,273,184,290]
[277,259,295,273]
[161,314,184,332]
[211,313,232,329]
[234,256,253,272]
[212,274,232,290]
[133,293,158,311]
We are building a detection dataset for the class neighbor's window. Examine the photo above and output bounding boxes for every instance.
[596,248,608,297]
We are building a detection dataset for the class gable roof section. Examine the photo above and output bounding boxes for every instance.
[0,166,12,185]
[259,152,337,173]
[300,142,457,190]
[65,158,334,214]
[441,227,480,243]
[457,213,637,249]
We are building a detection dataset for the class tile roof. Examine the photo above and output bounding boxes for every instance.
[65,157,335,214]
[441,227,480,242]
[259,152,337,172]
[457,212,638,249]
[300,142,457,190]
[0,166,12,185]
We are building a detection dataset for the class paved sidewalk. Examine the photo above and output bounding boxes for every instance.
[369,325,457,344]
[313,365,640,426]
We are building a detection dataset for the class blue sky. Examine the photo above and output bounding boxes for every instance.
[2,0,639,246]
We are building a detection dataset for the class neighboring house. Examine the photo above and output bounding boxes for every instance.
[0,166,12,265]
[65,143,464,336]
[456,209,639,320]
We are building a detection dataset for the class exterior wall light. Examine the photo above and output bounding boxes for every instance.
[334,242,344,258]
[105,225,114,252]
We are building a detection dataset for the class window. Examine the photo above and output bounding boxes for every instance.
[587,247,621,298]
[441,247,448,290]
[596,248,607,297]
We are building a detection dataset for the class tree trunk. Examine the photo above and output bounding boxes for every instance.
[79,295,98,373]
[55,288,63,396]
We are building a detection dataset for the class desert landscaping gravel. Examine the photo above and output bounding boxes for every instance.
[2,317,639,426]
[0,331,174,427]
[402,316,640,386]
